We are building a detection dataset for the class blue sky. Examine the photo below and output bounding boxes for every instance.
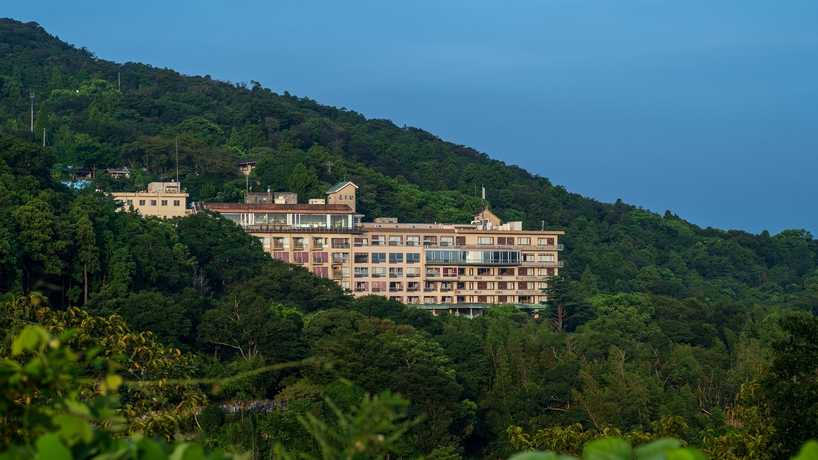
[6,1,818,235]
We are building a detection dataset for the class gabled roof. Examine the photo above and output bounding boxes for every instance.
[326,181,358,193]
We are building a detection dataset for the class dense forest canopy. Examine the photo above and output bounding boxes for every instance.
[1,18,818,459]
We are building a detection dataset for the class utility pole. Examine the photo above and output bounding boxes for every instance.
[29,92,34,132]
[43,128,46,146]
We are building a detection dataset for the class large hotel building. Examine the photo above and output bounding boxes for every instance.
[204,182,564,316]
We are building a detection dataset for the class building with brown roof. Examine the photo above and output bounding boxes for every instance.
[203,182,564,316]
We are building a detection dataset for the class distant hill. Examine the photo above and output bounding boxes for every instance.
[2,17,816,307]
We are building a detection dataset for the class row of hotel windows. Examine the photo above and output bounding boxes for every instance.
[273,257,558,279]
[262,236,560,249]
[353,236,558,246]
[126,199,182,207]
[267,249,554,264]
[345,293,542,305]
[221,213,353,229]
[352,281,548,291]
[348,267,556,278]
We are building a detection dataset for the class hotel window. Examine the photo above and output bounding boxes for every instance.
[313,252,328,263]
[332,252,349,264]
[371,282,386,292]
[477,237,493,245]
[539,282,549,289]
[372,253,386,263]
[273,252,289,262]
[354,267,369,277]
[173,200,180,206]
[313,237,325,249]
[423,235,438,246]
[138,200,145,206]
[538,237,555,246]
[259,237,270,251]
[538,268,550,276]
[456,236,466,245]
[331,238,349,248]
[519,268,534,276]
[354,237,369,247]
[372,267,387,278]
[523,253,535,262]
[341,281,351,290]
[389,267,404,277]
[389,253,404,264]
[354,253,369,263]
[406,236,420,246]
[406,267,421,278]
[440,236,454,246]
[126,200,133,206]
[443,267,458,277]
[388,236,402,246]
[371,235,385,246]
[538,253,555,262]
[294,237,305,250]
[355,281,368,292]
[293,252,309,264]
[389,282,403,292]
[312,267,329,278]
[407,282,420,291]
[518,237,531,245]
[406,253,420,264]
[497,237,514,245]
[160,200,168,206]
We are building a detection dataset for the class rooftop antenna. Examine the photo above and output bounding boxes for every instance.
[29,92,35,132]
[481,185,485,206]
[175,137,179,183]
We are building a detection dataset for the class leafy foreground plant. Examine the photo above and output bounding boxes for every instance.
[2,324,818,460]
[506,437,818,460]
[0,325,243,460]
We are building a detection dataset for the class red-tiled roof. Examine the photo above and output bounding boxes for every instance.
[203,203,353,213]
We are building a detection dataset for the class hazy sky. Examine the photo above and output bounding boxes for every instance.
[6,1,818,235]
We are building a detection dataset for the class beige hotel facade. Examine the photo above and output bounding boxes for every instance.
[204,182,564,316]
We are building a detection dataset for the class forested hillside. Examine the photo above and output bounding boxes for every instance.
[1,18,818,459]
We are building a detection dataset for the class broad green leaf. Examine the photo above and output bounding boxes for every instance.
[35,434,72,460]
[12,326,48,355]
[54,414,93,445]
[792,440,818,460]
[635,438,681,460]
[100,374,123,394]
[584,438,632,460]
[665,448,708,460]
